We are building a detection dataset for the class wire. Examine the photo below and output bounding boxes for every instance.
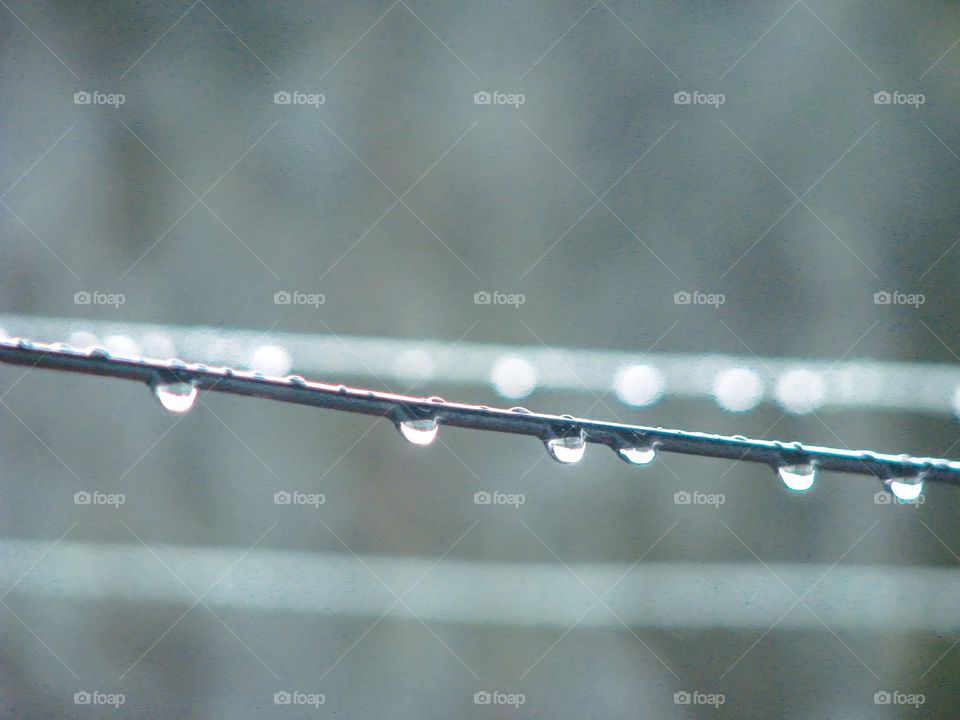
[1,336,957,489]
[1,313,958,416]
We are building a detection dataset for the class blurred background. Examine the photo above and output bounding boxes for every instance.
[1,1,960,717]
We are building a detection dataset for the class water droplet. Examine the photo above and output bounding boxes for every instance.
[398,418,439,446]
[778,464,816,493]
[68,331,100,350]
[104,335,140,357]
[561,414,575,420]
[288,375,306,385]
[491,356,538,399]
[509,406,531,414]
[712,367,763,412]
[546,434,586,464]
[618,445,657,465]
[249,344,292,376]
[775,368,826,414]
[887,477,923,502]
[427,396,446,404]
[88,347,110,358]
[614,364,665,408]
[153,381,198,414]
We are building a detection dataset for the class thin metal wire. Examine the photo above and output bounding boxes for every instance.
[1,336,958,486]
[2,313,958,416]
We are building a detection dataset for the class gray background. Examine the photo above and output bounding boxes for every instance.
[1,1,959,717]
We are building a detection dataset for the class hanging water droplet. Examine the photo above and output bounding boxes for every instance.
[546,434,586,464]
[153,381,198,414]
[778,463,816,492]
[887,477,924,502]
[398,418,439,446]
[618,445,657,465]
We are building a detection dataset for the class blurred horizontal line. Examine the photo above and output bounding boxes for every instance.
[3,538,957,632]
[1,313,957,416]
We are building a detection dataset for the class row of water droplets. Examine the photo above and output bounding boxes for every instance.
[137,374,930,502]
[5,339,927,502]
[389,403,926,502]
